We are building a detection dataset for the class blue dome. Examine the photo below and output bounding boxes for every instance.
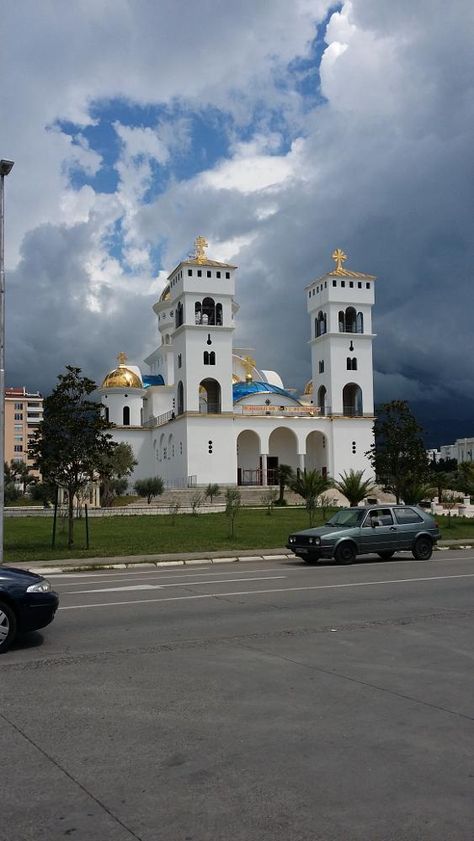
[233,381,295,402]
[142,374,165,388]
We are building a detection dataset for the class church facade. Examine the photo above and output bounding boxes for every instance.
[98,238,377,489]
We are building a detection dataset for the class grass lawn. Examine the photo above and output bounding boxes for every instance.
[4,510,474,564]
[4,508,318,563]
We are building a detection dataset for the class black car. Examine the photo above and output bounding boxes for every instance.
[0,566,59,653]
[287,505,441,565]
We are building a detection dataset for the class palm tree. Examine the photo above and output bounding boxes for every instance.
[276,464,295,505]
[290,469,332,526]
[333,469,375,507]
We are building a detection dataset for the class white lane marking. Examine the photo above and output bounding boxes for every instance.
[67,575,287,594]
[52,567,286,587]
[59,571,474,611]
[70,584,164,593]
[48,567,286,587]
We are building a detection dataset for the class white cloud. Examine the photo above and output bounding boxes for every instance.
[1,0,473,442]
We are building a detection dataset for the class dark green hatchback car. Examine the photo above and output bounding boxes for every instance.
[287,505,441,565]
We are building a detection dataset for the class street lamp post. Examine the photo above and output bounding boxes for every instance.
[0,160,14,565]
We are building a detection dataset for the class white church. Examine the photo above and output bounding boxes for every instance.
[98,237,377,489]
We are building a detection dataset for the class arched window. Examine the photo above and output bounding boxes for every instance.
[203,351,209,365]
[346,357,351,370]
[202,297,216,325]
[104,406,109,422]
[165,334,170,345]
[175,302,184,328]
[352,357,357,370]
[210,351,216,365]
[123,406,130,425]
[316,311,326,337]
[343,383,363,416]
[177,381,184,415]
[195,302,201,324]
[339,311,345,332]
[216,303,223,325]
[199,378,221,414]
[345,307,357,333]
[356,311,364,333]
[317,385,327,415]
[346,357,358,370]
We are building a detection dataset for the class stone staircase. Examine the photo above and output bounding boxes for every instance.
[126,485,309,509]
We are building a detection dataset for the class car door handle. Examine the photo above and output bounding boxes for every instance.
[390,526,397,531]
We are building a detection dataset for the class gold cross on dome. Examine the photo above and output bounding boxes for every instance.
[194,235,208,264]
[242,355,256,382]
[332,248,347,273]
[117,352,127,365]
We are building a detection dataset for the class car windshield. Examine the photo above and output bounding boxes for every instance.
[326,509,366,527]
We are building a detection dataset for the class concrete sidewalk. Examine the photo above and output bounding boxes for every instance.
[9,539,474,575]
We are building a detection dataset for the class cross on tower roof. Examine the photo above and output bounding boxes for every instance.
[194,235,208,264]
[117,352,127,365]
[332,248,347,273]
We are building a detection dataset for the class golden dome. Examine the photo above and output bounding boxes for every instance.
[303,379,313,395]
[101,353,142,389]
[159,283,171,303]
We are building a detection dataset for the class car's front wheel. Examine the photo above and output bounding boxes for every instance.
[0,601,17,654]
[412,536,433,560]
[378,551,395,560]
[334,542,356,565]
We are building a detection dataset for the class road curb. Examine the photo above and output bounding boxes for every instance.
[10,542,474,576]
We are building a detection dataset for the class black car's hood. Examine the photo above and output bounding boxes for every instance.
[0,566,43,583]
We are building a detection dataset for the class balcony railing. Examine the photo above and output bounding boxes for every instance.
[143,410,175,428]
[342,405,363,416]
[240,404,329,418]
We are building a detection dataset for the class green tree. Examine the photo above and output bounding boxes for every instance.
[29,480,57,508]
[455,462,474,497]
[29,366,115,547]
[276,464,294,506]
[204,483,220,504]
[366,400,430,504]
[4,461,20,504]
[98,442,137,507]
[333,469,376,507]
[134,476,165,504]
[10,461,36,495]
[261,487,277,515]
[225,488,241,537]
[190,491,204,515]
[290,469,332,526]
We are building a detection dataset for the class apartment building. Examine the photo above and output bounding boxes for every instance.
[5,387,44,473]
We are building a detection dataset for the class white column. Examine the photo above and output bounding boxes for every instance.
[261,453,268,486]
[298,453,305,474]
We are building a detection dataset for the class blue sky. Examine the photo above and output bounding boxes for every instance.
[1,0,473,443]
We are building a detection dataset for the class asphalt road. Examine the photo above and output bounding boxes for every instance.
[2,550,474,841]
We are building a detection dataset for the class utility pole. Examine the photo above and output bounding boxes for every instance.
[0,160,15,564]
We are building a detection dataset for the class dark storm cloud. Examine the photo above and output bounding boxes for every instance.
[6,222,157,395]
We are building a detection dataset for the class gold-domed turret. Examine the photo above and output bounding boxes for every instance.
[101,353,142,389]
[159,283,171,303]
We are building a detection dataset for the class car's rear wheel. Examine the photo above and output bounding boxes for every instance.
[335,542,356,565]
[378,551,395,560]
[0,601,17,654]
[412,536,433,560]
